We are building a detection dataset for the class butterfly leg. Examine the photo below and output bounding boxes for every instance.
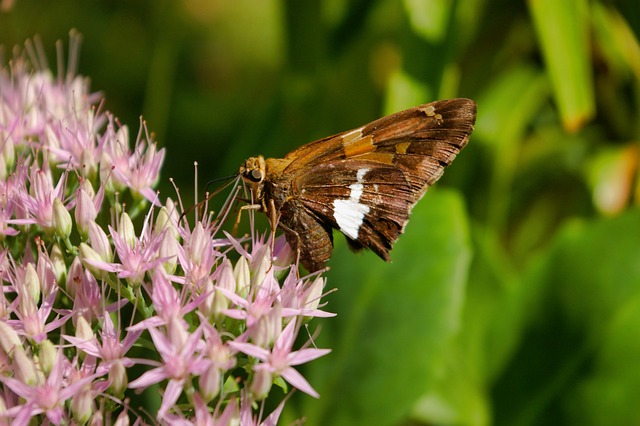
[232,203,262,235]
[262,198,304,271]
[265,198,281,260]
[274,219,303,271]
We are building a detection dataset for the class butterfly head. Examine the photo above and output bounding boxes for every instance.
[239,155,266,202]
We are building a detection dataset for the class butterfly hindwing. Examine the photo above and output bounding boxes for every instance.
[295,161,413,261]
[277,198,334,272]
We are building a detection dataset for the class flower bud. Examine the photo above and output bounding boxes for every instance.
[90,410,104,426]
[79,243,106,278]
[167,317,188,351]
[79,178,96,200]
[272,235,294,268]
[100,152,124,194]
[0,152,7,182]
[44,126,61,154]
[13,346,36,385]
[88,222,113,263]
[252,305,281,348]
[118,212,136,249]
[207,259,235,318]
[0,321,21,356]
[199,277,216,318]
[50,244,67,284]
[189,222,208,267]
[75,316,94,342]
[23,263,41,305]
[36,255,55,298]
[75,189,97,239]
[71,386,94,425]
[1,138,14,178]
[66,256,83,300]
[234,257,250,298]
[250,367,272,400]
[199,365,221,402]
[250,244,271,290]
[0,394,7,419]
[114,410,130,426]
[303,276,325,312]
[109,360,128,398]
[155,206,178,240]
[159,230,178,275]
[52,197,72,239]
[39,339,57,375]
[80,147,99,181]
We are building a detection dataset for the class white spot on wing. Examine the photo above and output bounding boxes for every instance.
[333,168,370,240]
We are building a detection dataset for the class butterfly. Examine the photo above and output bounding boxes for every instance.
[239,98,477,272]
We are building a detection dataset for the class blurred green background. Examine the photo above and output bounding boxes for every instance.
[2,0,639,425]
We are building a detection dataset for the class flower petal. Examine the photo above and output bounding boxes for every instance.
[280,367,319,398]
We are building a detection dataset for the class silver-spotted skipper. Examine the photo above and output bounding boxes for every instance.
[239,98,477,272]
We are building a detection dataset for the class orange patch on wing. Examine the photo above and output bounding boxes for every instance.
[420,105,443,123]
[343,133,375,157]
[359,151,395,164]
[395,142,410,154]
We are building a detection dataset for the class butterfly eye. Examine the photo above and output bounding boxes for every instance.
[248,169,263,182]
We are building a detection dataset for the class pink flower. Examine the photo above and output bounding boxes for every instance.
[5,260,70,343]
[63,309,141,376]
[239,391,288,426]
[162,392,239,425]
[128,319,208,419]
[127,268,202,331]
[0,350,97,426]
[11,165,68,231]
[83,212,165,286]
[229,320,330,398]
[102,117,165,205]
[177,221,218,287]
[0,34,333,424]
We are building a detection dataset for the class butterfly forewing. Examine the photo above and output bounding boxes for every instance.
[283,99,474,173]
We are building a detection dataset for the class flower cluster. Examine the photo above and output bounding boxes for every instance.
[0,34,331,425]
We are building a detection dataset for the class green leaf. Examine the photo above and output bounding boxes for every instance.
[492,210,640,424]
[551,211,640,341]
[384,69,431,115]
[302,189,471,426]
[403,0,451,43]
[566,295,640,425]
[411,224,548,426]
[473,64,549,231]
[528,0,595,131]
[474,64,549,149]
[592,2,640,80]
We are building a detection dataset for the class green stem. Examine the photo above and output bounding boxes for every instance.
[62,237,79,256]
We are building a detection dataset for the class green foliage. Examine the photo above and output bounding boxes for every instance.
[2,0,639,424]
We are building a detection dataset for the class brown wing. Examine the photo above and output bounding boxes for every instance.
[283,98,476,203]
[277,198,335,272]
[294,161,413,261]
[285,99,475,262]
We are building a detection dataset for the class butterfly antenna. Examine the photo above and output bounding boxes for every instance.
[179,173,239,226]
[204,173,238,194]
